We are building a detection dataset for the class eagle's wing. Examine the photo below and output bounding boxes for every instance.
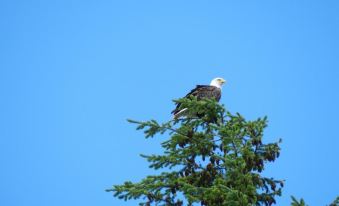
[187,85,221,101]
[172,85,221,117]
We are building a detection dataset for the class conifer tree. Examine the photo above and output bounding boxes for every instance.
[106,98,338,206]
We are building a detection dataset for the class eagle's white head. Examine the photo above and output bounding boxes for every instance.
[210,77,226,89]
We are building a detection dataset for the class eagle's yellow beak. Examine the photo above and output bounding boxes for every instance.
[221,79,226,84]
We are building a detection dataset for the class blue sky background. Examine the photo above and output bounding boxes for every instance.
[1,1,338,205]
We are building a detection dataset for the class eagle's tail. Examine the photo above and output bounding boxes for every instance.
[173,108,188,119]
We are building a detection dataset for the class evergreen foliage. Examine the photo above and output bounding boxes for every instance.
[290,196,339,206]
[291,196,307,206]
[107,98,338,206]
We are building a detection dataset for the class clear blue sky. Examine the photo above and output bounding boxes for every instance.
[1,1,338,205]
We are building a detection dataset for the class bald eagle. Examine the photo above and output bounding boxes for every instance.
[172,77,226,119]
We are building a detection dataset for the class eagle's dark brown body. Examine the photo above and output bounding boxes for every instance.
[172,85,221,118]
